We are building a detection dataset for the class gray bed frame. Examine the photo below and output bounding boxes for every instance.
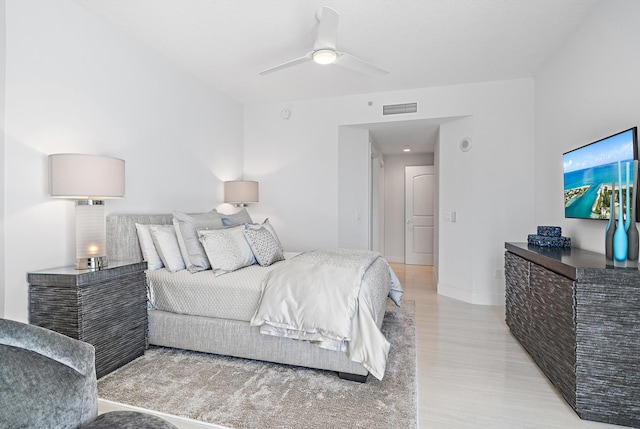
[106,213,378,381]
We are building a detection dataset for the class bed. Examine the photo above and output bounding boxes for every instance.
[106,212,402,382]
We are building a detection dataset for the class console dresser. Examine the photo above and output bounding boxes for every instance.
[505,242,640,427]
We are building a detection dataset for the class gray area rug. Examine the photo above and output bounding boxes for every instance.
[98,300,416,429]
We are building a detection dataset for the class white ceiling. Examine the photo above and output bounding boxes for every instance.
[74,0,600,153]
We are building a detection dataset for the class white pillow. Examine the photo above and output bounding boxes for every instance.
[244,225,285,266]
[198,226,256,276]
[150,225,186,273]
[173,210,224,273]
[134,223,164,271]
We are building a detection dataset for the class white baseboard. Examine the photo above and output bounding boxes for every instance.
[384,255,404,264]
[438,282,504,306]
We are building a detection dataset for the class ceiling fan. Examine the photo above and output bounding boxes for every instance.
[259,7,388,76]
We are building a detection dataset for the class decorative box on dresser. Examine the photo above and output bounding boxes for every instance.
[27,261,147,378]
[504,242,640,428]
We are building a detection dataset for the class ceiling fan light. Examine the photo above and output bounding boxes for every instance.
[312,49,337,65]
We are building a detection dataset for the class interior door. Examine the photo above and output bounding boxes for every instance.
[405,165,434,265]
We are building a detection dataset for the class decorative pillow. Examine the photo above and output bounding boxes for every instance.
[134,223,164,271]
[198,225,256,276]
[220,208,253,227]
[150,225,186,272]
[244,225,285,266]
[246,218,283,251]
[173,210,224,273]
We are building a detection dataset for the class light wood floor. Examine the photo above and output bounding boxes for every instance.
[100,264,619,428]
[395,263,616,429]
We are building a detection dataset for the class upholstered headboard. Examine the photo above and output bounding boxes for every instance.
[106,213,173,263]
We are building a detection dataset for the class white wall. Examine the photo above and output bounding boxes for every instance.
[3,0,244,321]
[0,0,5,317]
[435,80,534,304]
[369,141,384,255]
[242,98,340,252]
[244,78,535,305]
[438,118,475,300]
[383,153,434,263]
[433,134,440,280]
[535,0,640,253]
[338,126,370,249]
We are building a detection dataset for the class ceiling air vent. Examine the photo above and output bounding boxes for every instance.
[383,102,418,115]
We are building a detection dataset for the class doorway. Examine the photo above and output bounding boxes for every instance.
[405,165,434,265]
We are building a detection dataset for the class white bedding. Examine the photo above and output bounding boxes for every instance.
[250,249,402,380]
[146,248,402,380]
[146,252,298,321]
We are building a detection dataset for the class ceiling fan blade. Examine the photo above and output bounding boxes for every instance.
[259,53,313,75]
[313,7,339,51]
[335,52,389,75]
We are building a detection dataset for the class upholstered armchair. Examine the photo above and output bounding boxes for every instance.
[0,318,177,429]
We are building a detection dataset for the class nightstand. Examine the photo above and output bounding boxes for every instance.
[27,261,148,378]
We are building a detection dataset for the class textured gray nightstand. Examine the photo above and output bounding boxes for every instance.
[27,261,148,378]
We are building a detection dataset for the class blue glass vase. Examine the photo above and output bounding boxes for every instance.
[625,162,632,232]
[605,180,616,264]
[627,160,639,267]
[614,161,628,265]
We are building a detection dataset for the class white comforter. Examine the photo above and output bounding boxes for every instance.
[250,249,402,380]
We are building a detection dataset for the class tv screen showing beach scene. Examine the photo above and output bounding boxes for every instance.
[563,127,638,220]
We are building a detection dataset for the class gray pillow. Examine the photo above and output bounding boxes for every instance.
[246,218,283,250]
[244,225,285,266]
[220,208,253,227]
[173,210,224,273]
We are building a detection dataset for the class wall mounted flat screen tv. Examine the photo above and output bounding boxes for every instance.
[563,127,638,220]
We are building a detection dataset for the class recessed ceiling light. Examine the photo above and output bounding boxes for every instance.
[403,146,411,152]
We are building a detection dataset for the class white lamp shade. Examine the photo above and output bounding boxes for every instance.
[224,181,259,204]
[49,154,125,199]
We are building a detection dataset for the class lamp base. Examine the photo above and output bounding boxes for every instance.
[76,256,106,270]
[75,200,106,271]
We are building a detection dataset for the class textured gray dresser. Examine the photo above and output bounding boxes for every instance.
[28,261,147,378]
[505,242,640,428]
